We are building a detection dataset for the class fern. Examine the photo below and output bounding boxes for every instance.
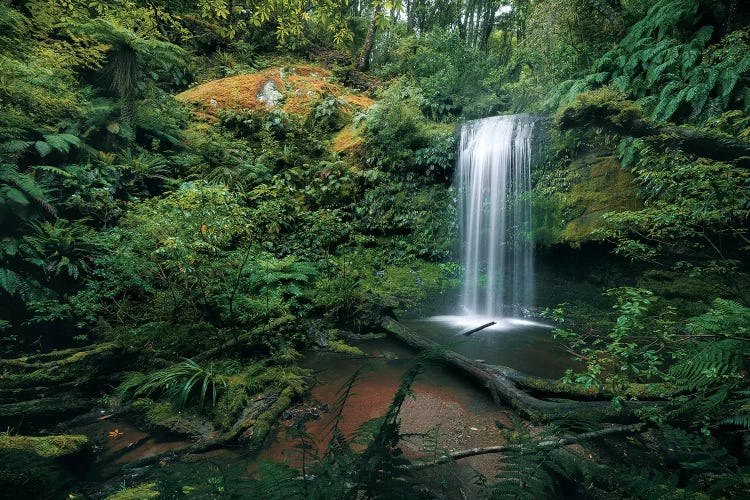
[687,299,750,338]
[669,339,746,392]
[546,1,750,124]
[119,359,230,409]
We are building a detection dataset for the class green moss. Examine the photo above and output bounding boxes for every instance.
[0,434,89,458]
[0,396,95,427]
[555,87,642,130]
[130,398,215,437]
[244,386,295,451]
[562,155,640,243]
[327,340,364,356]
[105,482,160,499]
[244,364,310,397]
[212,383,250,430]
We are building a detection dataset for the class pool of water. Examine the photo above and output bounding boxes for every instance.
[401,314,577,379]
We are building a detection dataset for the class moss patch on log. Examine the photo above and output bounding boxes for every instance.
[0,434,89,459]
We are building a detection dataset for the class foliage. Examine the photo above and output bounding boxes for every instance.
[547,0,750,124]
[596,139,750,264]
[363,79,456,180]
[374,29,503,119]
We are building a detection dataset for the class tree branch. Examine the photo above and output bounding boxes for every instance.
[402,423,646,470]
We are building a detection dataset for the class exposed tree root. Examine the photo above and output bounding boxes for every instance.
[0,343,132,430]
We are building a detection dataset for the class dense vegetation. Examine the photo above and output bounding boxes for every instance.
[1,0,750,498]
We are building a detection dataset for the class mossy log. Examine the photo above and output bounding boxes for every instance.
[120,387,296,470]
[0,343,132,430]
[0,342,128,400]
[0,342,121,371]
[0,434,90,459]
[240,386,296,452]
[381,316,665,423]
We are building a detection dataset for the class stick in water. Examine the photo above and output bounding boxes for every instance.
[462,321,496,336]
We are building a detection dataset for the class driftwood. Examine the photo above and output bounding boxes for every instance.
[381,317,665,423]
[461,321,496,336]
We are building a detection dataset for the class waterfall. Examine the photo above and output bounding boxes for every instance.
[457,114,536,317]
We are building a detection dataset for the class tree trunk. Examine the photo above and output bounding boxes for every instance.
[358,2,382,71]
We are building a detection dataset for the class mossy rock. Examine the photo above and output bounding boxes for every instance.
[327,339,364,356]
[0,434,90,459]
[555,87,642,130]
[0,435,92,498]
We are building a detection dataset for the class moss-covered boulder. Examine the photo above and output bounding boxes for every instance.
[176,64,375,152]
[129,399,217,440]
[105,482,160,499]
[562,154,641,243]
[534,152,641,246]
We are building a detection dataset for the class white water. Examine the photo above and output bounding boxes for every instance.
[456,114,536,317]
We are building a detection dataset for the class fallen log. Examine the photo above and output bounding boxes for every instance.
[461,321,496,336]
[381,316,665,422]
[0,395,97,430]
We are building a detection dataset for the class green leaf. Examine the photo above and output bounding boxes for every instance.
[34,140,52,157]
[3,186,29,205]
[0,267,18,295]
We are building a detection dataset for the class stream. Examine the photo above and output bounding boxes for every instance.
[70,323,576,498]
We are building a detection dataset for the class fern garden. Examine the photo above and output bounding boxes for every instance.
[1,0,750,498]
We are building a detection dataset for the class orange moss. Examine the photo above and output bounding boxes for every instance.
[176,65,373,121]
[343,94,375,110]
[176,68,283,115]
[332,125,365,153]
[281,73,341,116]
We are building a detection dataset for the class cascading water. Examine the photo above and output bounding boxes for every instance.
[408,114,564,368]
[457,114,535,318]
